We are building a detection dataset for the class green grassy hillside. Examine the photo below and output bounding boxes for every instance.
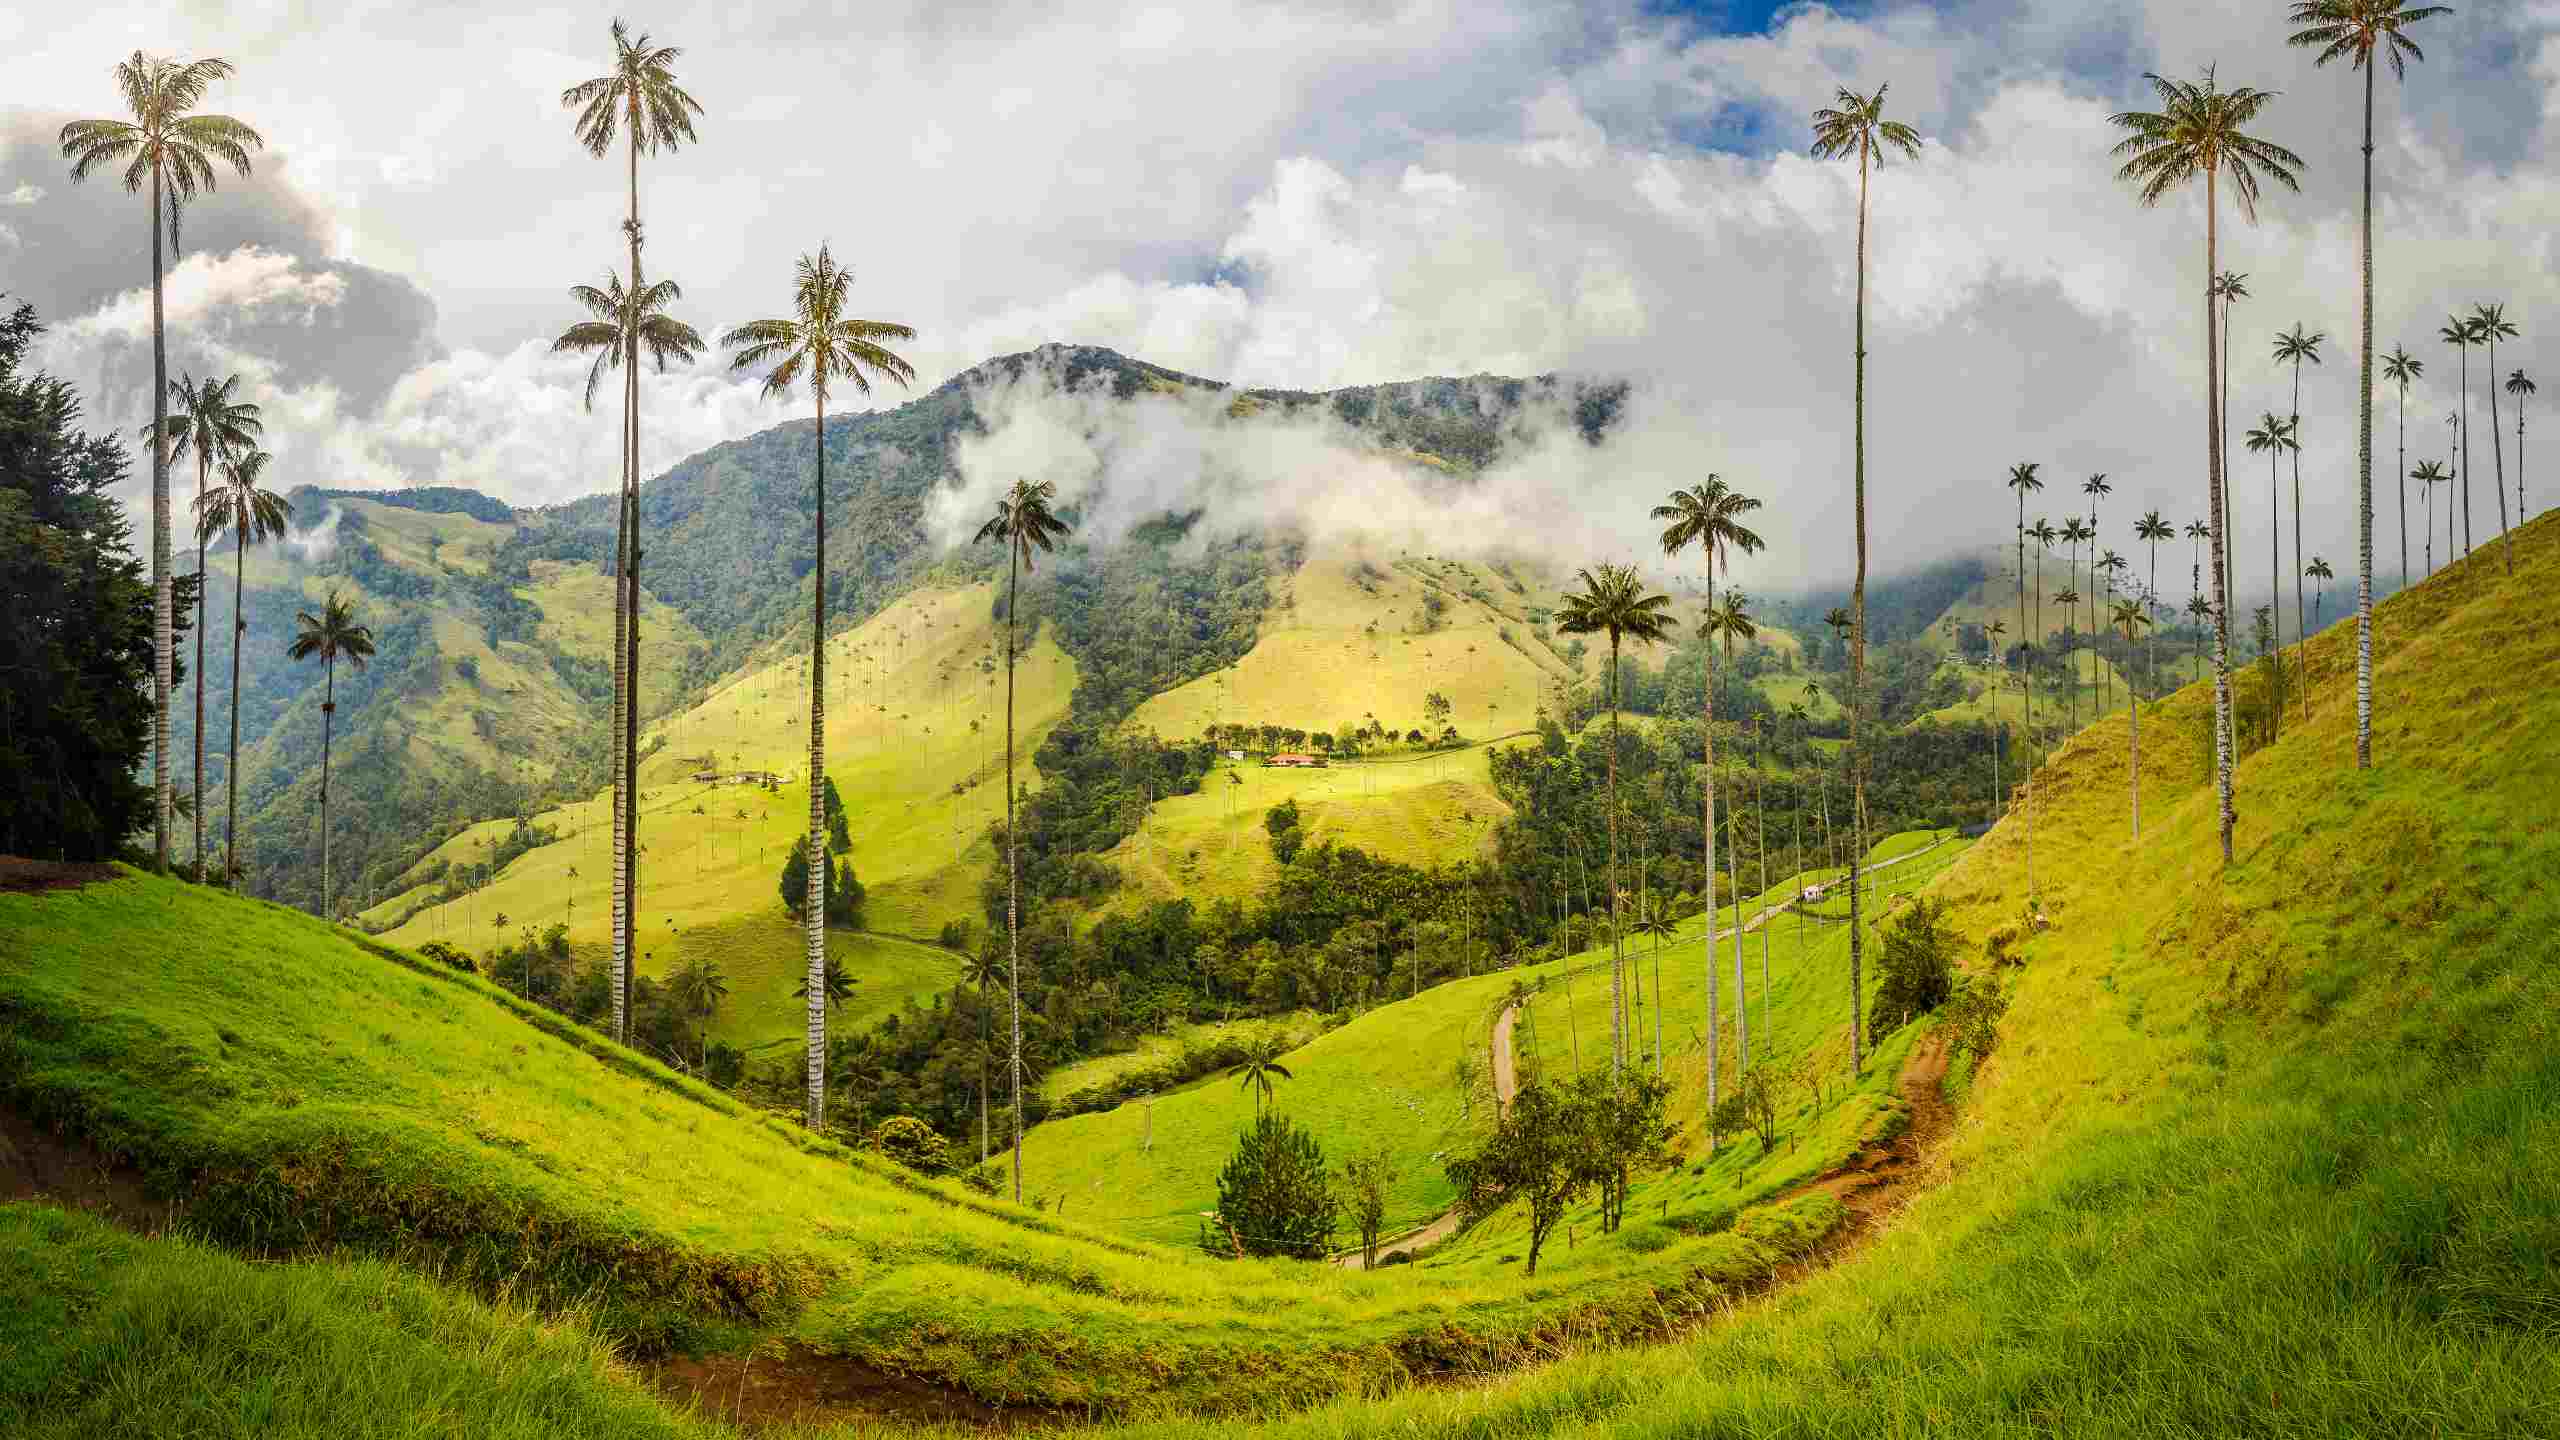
[0,867,1848,1417]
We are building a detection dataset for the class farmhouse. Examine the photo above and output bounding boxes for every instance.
[1264,752,1327,768]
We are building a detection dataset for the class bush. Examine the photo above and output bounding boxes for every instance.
[1868,894,1959,1044]
[1205,1111,1338,1260]
[870,1116,956,1177]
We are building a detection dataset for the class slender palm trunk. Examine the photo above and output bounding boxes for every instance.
[2127,636,2141,838]
[2304,351,2324,717]
[2206,170,2237,865]
[2221,293,2236,627]
[2354,62,2377,769]
[1605,633,1624,1080]
[625,136,645,1036]
[1846,132,1870,1077]
[194,452,210,881]
[2460,343,2473,556]
[608,402,632,1042]
[225,524,245,886]
[1727,636,1747,1073]
[2520,407,2529,524]
[149,168,172,870]
[804,393,828,1130]
[320,661,335,918]
[1005,545,1024,1199]
[1699,560,1721,1138]
[2487,325,2512,575]
[979,1000,991,1164]
[2015,489,2032,900]
[2396,377,2409,594]
[2269,429,2283,740]
[1754,751,1769,1043]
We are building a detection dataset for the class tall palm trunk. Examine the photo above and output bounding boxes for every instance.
[2221,292,2236,634]
[803,392,828,1129]
[2268,437,2284,740]
[1604,632,1624,1079]
[2206,169,2237,865]
[320,659,336,918]
[2014,488,2032,901]
[1845,129,1871,1077]
[2486,324,2512,575]
[1698,561,1721,1139]
[608,407,632,1044]
[2396,374,2409,594]
[2289,354,2307,723]
[2354,60,2377,769]
[2459,342,2472,556]
[193,450,211,881]
[149,165,172,870]
[2520,405,2529,525]
[1726,634,1747,1073]
[225,523,245,887]
[1004,543,1025,1199]
[622,131,648,1047]
[2127,639,2142,837]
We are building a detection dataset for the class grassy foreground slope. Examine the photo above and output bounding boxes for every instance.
[1111,516,2560,1438]
[0,871,1839,1416]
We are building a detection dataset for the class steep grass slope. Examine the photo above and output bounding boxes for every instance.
[0,872,1839,1417]
[1108,513,2560,1437]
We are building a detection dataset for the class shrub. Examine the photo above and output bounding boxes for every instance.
[870,1116,955,1177]
[1868,894,1959,1044]
[1205,1111,1338,1261]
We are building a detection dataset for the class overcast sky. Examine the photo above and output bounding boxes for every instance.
[2,0,2554,600]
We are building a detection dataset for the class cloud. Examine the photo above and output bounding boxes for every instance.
[283,502,343,564]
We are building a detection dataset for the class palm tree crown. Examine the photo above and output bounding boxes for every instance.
[974,479,1074,579]
[154,372,263,478]
[1652,477,1765,574]
[552,271,706,408]
[562,19,704,166]
[194,449,289,548]
[287,588,375,675]
[2110,69,2305,220]
[1556,564,1678,655]
[59,54,264,248]
[2286,0,2453,78]
[1809,84,1923,167]
[723,247,919,408]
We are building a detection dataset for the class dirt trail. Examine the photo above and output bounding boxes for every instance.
[1336,832,1961,1272]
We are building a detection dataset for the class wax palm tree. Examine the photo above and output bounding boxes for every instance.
[2111,67,2301,864]
[2099,549,2131,709]
[973,477,1071,1192]
[2135,512,2173,700]
[956,946,1003,1162]
[60,53,265,871]
[1556,563,1677,1080]
[1655,477,1760,1107]
[1627,899,1676,1074]
[2509,369,2537,524]
[2471,304,2519,574]
[2184,593,2214,674]
[1811,84,1921,1081]
[2002,462,2043,895]
[286,588,372,921]
[1236,1029,1295,1117]
[722,245,917,1131]
[2441,314,2482,557]
[2028,519,2059,693]
[2271,324,2325,677]
[2110,598,2152,837]
[563,20,703,1040]
[2382,347,2423,590]
[2244,412,2299,736]
[2212,272,2250,605]
[2183,517,2211,624]
[2411,459,2448,575]
[2307,556,2336,646]
[2051,585,2082,721]
[554,267,704,1041]
[667,956,731,1070]
[2080,473,2112,668]
[191,449,289,888]
[1984,618,2009,810]
[1704,590,1758,1072]
[792,956,856,1013]
[148,371,262,881]
[2292,0,2449,768]
[2060,515,2095,726]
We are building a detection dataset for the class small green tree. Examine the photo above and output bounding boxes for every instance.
[870,1115,955,1176]
[1568,1067,1673,1233]
[1868,895,1959,1044]
[1340,1148,1397,1267]
[1207,1110,1338,1260]
[1265,797,1303,865]
[779,836,865,927]
[1447,1080,1587,1277]
[1734,1063,1782,1154]
[822,775,851,853]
